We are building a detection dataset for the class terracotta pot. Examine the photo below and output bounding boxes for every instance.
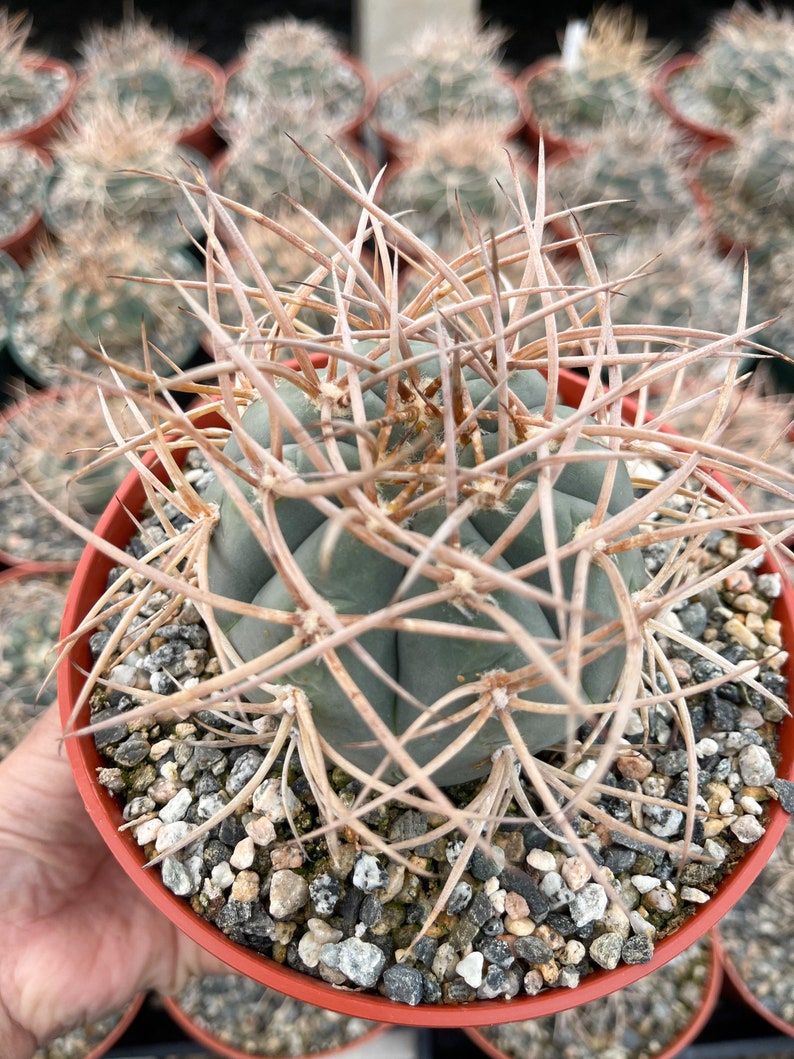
[464,933,722,1059]
[160,979,387,1059]
[57,371,794,1028]
[0,142,53,266]
[651,54,736,152]
[372,69,524,163]
[514,57,590,164]
[221,52,376,144]
[686,140,745,257]
[0,56,77,147]
[714,914,794,1037]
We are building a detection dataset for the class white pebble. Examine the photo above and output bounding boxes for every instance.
[680,887,710,904]
[526,849,557,873]
[630,874,660,894]
[230,836,255,869]
[456,951,485,988]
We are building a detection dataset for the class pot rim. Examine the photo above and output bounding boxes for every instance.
[463,931,723,1059]
[160,988,387,1059]
[0,55,77,147]
[713,925,794,1039]
[57,371,794,1027]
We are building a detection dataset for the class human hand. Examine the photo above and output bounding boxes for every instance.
[0,702,228,1058]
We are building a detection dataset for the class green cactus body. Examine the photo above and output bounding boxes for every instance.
[205,345,646,787]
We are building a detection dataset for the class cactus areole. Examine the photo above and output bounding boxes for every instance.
[206,344,646,787]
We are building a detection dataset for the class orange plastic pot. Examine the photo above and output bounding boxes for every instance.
[514,58,589,164]
[57,369,794,1028]
[160,985,387,1059]
[714,925,794,1038]
[0,142,53,266]
[650,54,736,152]
[464,934,723,1059]
[686,139,745,257]
[0,56,77,147]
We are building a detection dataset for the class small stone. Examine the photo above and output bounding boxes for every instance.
[680,886,710,904]
[309,874,340,916]
[251,778,300,821]
[456,951,485,988]
[559,939,586,966]
[616,753,654,782]
[523,969,544,996]
[269,869,310,918]
[589,932,623,970]
[772,778,794,812]
[526,848,557,873]
[158,787,193,823]
[352,852,389,892]
[560,856,590,892]
[503,891,529,920]
[383,964,425,1005]
[211,862,235,889]
[630,874,660,894]
[729,815,765,844]
[134,817,162,846]
[230,837,255,870]
[621,932,655,964]
[446,881,473,914]
[514,935,554,964]
[245,816,277,846]
[320,937,386,989]
[504,916,535,937]
[738,744,776,787]
[230,869,260,902]
[161,854,200,896]
[568,883,608,927]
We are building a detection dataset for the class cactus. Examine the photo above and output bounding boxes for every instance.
[53,152,793,1000]
[382,120,533,255]
[73,12,215,135]
[524,6,665,145]
[45,101,208,246]
[222,17,369,135]
[374,22,521,143]
[668,3,794,132]
[0,9,70,138]
[549,115,693,237]
[0,139,49,243]
[217,119,373,232]
[697,97,794,249]
[8,227,205,385]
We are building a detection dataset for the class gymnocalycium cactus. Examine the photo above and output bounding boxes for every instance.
[52,147,794,1007]
[204,341,646,787]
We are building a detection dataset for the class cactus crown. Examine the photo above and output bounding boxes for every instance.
[698,3,794,127]
[527,6,664,141]
[223,17,367,133]
[382,120,531,253]
[550,116,693,236]
[53,151,794,974]
[46,102,207,245]
[375,22,520,138]
[698,96,794,248]
[0,9,41,107]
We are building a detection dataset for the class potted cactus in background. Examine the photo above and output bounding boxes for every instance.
[517,6,668,159]
[0,8,76,146]
[161,974,385,1058]
[44,101,211,248]
[220,17,374,143]
[653,2,794,148]
[372,21,523,158]
[546,115,694,240]
[0,383,153,566]
[0,138,52,263]
[71,10,225,156]
[51,154,793,1025]
[214,119,375,237]
[7,226,205,386]
[690,95,794,253]
[381,119,534,256]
